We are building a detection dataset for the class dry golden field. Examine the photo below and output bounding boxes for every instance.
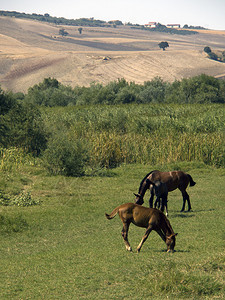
[0,16,225,92]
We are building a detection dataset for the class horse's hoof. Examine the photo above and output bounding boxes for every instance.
[126,246,132,252]
[167,249,174,253]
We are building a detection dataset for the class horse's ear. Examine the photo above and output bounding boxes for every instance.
[133,193,140,197]
[174,233,178,236]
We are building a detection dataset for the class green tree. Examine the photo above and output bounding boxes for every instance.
[158,41,169,51]
[78,27,83,34]
[0,88,16,146]
[0,87,16,115]
[25,78,77,106]
[165,74,224,104]
[204,46,211,54]
[115,86,138,104]
[139,77,167,103]
[4,103,47,155]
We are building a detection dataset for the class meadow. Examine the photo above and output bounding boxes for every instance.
[0,103,225,299]
[0,162,224,299]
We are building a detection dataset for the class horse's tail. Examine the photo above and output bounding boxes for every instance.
[187,174,196,187]
[105,206,120,220]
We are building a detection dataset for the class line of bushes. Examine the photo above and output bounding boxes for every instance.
[0,10,107,27]
[22,75,225,107]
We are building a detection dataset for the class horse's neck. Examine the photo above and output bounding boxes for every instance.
[162,217,174,237]
[139,182,149,197]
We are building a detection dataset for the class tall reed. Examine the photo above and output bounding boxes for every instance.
[42,104,225,170]
[0,148,36,171]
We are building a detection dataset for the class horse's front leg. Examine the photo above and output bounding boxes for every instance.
[121,222,132,251]
[136,225,153,253]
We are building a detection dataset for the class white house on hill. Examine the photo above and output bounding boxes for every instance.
[145,22,157,28]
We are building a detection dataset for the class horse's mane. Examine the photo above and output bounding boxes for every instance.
[138,170,158,193]
[163,214,174,235]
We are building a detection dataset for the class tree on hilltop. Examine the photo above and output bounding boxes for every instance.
[158,41,169,51]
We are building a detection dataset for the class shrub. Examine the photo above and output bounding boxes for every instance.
[0,190,40,206]
[12,191,40,206]
[208,52,218,61]
[0,191,11,206]
[43,133,87,176]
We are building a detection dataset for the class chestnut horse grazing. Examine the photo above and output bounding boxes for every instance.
[134,170,196,212]
[105,203,177,253]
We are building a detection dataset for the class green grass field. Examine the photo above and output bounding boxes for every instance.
[0,162,224,299]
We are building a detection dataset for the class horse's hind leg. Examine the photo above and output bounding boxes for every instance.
[149,189,154,208]
[185,191,192,211]
[121,222,132,251]
[136,225,153,253]
[154,197,160,209]
[161,196,168,217]
[181,191,192,212]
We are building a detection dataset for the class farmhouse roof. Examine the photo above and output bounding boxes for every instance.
[145,22,157,25]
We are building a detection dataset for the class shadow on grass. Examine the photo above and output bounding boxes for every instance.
[156,249,190,253]
[172,213,195,218]
[191,208,215,213]
[172,208,215,218]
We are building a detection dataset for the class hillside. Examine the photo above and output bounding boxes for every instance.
[0,16,225,92]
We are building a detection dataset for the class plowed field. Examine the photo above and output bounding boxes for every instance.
[0,16,225,92]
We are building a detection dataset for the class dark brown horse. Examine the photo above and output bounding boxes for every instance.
[134,170,196,212]
[105,203,177,253]
[135,178,169,215]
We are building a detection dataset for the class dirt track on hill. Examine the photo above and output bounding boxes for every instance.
[0,17,225,92]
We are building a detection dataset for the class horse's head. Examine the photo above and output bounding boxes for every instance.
[166,233,178,252]
[133,193,144,205]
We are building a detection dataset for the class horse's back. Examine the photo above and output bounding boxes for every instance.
[132,204,164,228]
[148,170,189,191]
